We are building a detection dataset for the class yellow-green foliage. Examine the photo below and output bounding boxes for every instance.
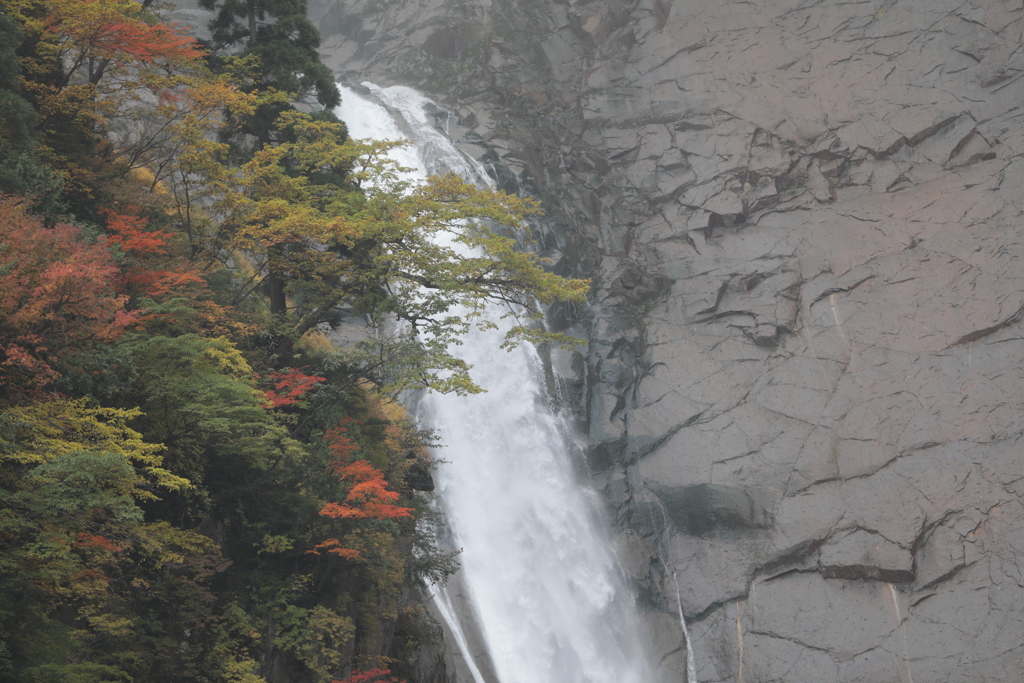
[2,398,188,495]
[195,109,588,391]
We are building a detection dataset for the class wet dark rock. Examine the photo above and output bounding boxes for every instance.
[405,454,435,492]
[818,529,914,583]
[655,483,772,535]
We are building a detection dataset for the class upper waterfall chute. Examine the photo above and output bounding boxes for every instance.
[329,83,589,394]
[340,84,491,186]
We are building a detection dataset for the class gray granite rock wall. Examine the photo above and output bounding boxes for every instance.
[316,1,1024,680]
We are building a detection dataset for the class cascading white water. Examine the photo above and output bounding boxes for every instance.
[337,84,654,683]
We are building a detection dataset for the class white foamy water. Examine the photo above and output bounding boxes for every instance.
[337,83,653,683]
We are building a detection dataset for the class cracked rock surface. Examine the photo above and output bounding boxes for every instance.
[316,0,1024,680]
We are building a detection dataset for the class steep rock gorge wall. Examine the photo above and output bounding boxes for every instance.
[314,1,1024,681]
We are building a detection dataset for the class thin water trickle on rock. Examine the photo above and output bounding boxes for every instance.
[672,571,698,683]
[337,83,654,683]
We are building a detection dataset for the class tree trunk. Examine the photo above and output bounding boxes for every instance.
[247,0,258,42]
[267,271,287,316]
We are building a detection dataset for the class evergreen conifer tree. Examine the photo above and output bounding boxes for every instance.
[199,0,341,147]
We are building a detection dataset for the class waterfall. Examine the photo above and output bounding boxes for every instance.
[337,84,654,683]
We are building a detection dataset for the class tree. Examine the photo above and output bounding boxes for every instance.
[4,0,205,217]
[0,10,62,216]
[206,111,589,391]
[198,0,339,148]
[0,197,137,396]
[0,395,210,683]
[99,207,206,301]
[262,367,325,407]
[27,0,203,87]
[1,397,187,492]
[121,334,299,488]
[199,0,337,107]
[310,420,413,560]
[333,668,403,683]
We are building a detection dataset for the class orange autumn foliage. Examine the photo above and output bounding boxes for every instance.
[41,0,204,75]
[263,368,326,408]
[0,196,137,394]
[102,208,171,255]
[122,268,205,299]
[307,538,363,561]
[333,668,403,683]
[311,422,413,559]
[325,422,360,464]
[75,532,122,553]
[318,475,412,521]
[100,208,204,298]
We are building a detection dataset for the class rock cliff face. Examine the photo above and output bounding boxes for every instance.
[314,1,1024,681]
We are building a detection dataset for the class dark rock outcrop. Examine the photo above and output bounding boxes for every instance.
[316,0,1024,680]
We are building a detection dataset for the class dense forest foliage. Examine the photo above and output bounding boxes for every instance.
[0,0,588,680]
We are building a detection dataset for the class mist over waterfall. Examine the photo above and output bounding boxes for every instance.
[337,84,655,683]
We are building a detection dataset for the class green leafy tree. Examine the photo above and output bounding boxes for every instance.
[203,111,589,392]
[0,10,62,216]
[0,397,216,683]
[119,334,300,502]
